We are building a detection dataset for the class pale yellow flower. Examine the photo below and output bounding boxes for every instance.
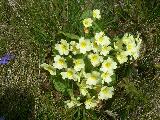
[60,68,76,80]
[135,35,142,47]
[132,49,139,60]
[102,36,111,46]
[77,37,91,54]
[129,45,141,60]
[132,36,141,60]
[85,97,98,109]
[101,72,112,84]
[116,33,141,60]
[116,51,128,64]
[91,41,100,53]
[114,40,124,50]
[66,100,75,108]
[126,42,137,56]
[80,87,88,96]
[88,53,103,67]
[40,63,56,75]
[73,59,85,71]
[122,33,135,45]
[65,97,81,108]
[100,57,117,74]
[93,9,101,19]
[79,82,89,96]
[83,18,93,28]
[123,34,141,60]
[70,41,80,55]
[98,86,114,100]
[126,42,136,51]
[73,73,81,82]
[100,46,112,56]
[95,32,110,46]
[55,39,69,55]
[86,71,100,86]
[53,55,67,69]
[95,31,104,40]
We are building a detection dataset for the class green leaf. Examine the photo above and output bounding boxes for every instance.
[84,56,93,73]
[81,10,92,20]
[52,78,67,94]
[54,81,66,93]
[108,74,117,86]
[59,31,80,40]
[92,22,101,31]
[122,78,141,97]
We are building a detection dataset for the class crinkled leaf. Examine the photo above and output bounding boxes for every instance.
[92,22,101,31]
[54,81,66,93]
[111,74,116,81]
[52,78,67,94]
[122,78,142,97]
[81,10,92,20]
[84,56,93,73]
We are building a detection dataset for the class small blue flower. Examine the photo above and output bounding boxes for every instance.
[0,53,15,65]
[0,116,5,120]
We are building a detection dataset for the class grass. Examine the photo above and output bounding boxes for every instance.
[0,0,160,119]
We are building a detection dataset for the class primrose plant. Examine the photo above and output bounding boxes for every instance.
[41,9,142,109]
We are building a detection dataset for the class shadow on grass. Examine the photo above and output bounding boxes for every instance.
[0,87,35,120]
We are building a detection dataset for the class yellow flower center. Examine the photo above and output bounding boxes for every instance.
[75,60,80,65]
[93,42,98,48]
[58,59,64,65]
[91,55,98,62]
[67,70,73,77]
[93,12,97,17]
[127,44,134,51]
[90,75,96,81]
[86,99,92,104]
[61,44,67,51]
[84,20,89,26]
[72,45,77,51]
[105,62,111,68]
[102,88,109,95]
[80,41,87,48]
[118,54,123,59]
[98,37,103,43]
[103,72,109,78]
[102,46,107,51]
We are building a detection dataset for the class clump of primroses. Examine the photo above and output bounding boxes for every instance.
[41,9,142,109]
